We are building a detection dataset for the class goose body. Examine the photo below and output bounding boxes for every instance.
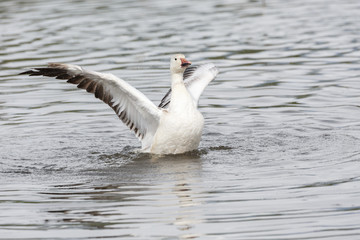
[20,54,219,154]
[151,71,204,154]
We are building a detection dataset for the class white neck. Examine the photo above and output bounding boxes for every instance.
[171,72,184,89]
[169,72,194,111]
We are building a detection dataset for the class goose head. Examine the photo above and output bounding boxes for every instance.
[170,54,191,74]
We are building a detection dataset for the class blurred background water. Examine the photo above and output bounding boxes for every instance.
[1,0,360,239]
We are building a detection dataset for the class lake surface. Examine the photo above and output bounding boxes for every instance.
[1,0,360,239]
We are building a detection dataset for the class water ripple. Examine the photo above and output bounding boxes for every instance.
[1,0,360,239]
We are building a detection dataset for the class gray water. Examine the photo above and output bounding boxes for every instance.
[1,0,360,239]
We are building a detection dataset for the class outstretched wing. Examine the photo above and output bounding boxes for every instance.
[20,63,161,145]
[158,63,219,108]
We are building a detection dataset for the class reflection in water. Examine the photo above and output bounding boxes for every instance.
[153,154,203,237]
[38,151,205,238]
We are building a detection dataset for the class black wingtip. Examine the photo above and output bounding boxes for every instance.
[19,70,35,75]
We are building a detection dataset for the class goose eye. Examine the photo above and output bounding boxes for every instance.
[174,58,177,61]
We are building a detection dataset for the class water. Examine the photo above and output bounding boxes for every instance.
[1,0,360,239]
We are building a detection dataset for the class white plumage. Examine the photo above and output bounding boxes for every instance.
[20,54,219,154]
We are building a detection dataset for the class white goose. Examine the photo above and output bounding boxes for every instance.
[20,54,219,154]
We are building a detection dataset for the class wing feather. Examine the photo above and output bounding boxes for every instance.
[20,63,161,147]
[159,63,218,108]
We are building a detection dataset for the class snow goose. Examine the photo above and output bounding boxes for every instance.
[20,54,219,154]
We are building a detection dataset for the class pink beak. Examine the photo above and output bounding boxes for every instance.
[180,58,192,67]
